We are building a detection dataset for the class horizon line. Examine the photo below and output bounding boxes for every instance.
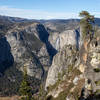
[0,6,100,20]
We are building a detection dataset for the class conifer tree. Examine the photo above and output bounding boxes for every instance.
[79,11,95,39]
[19,67,33,100]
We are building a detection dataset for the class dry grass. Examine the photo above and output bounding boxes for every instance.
[0,96,20,100]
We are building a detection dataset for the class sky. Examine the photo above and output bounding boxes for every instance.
[0,0,100,19]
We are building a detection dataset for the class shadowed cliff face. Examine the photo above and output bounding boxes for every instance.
[0,37,14,74]
[36,24,57,61]
[75,29,80,49]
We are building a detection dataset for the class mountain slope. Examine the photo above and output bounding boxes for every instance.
[0,21,57,96]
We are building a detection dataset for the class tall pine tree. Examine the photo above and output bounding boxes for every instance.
[19,67,33,100]
[79,11,95,39]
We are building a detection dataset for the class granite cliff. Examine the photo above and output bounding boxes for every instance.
[0,21,57,95]
[0,17,80,96]
[45,27,100,100]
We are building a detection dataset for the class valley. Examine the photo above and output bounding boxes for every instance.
[0,15,100,100]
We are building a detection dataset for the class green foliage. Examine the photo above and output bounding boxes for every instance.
[0,63,23,96]
[58,72,63,82]
[79,11,94,39]
[46,95,54,100]
[47,80,60,93]
[53,83,74,100]
[38,85,47,100]
[95,89,100,95]
[94,68,100,72]
[67,65,73,74]
[95,80,100,86]
[19,67,33,100]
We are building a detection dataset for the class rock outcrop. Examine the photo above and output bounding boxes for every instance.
[45,45,80,88]
[45,28,100,100]
[4,22,50,79]
[45,44,84,100]
[49,29,80,51]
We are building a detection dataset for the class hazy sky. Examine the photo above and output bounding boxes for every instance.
[0,0,100,19]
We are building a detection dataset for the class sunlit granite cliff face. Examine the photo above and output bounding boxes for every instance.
[49,29,81,51]
[45,28,100,100]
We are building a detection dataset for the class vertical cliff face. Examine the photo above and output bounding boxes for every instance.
[45,44,83,100]
[45,45,80,89]
[0,37,14,74]
[4,22,57,79]
[49,29,80,51]
[45,28,100,100]
[43,19,80,51]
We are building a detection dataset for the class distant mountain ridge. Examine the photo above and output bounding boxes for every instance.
[1,15,100,25]
[0,15,33,23]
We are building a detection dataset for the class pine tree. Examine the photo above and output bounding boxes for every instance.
[38,84,47,100]
[79,11,95,39]
[19,67,33,100]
